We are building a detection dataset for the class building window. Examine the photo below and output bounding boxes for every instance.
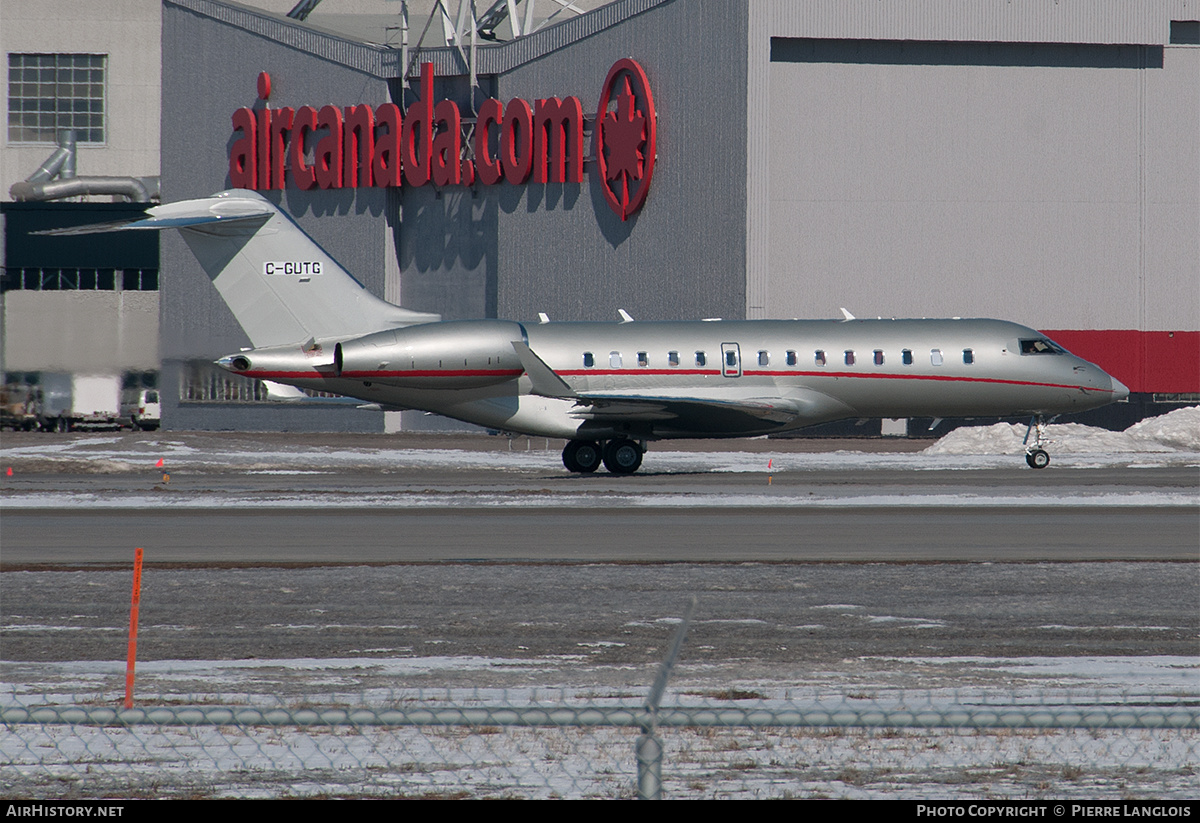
[1,267,156,292]
[181,362,268,402]
[1170,20,1200,44]
[7,54,106,144]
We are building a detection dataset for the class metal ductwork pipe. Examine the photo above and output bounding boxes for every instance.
[10,130,159,202]
[24,130,76,184]
[9,175,160,203]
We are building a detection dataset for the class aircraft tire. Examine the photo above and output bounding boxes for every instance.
[563,439,601,473]
[602,439,643,475]
[1026,448,1050,469]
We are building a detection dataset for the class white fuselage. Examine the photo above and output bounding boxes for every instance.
[226,317,1127,440]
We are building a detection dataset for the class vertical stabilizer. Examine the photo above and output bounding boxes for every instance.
[127,190,439,347]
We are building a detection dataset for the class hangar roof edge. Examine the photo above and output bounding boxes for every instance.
[164,0,673,79]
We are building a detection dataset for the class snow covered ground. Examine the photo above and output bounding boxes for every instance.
[2,654,1196,799]
[2,410,1196,797]
[2,407,1197,510]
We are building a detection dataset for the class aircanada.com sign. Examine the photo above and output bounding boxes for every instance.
[229,59,656,220]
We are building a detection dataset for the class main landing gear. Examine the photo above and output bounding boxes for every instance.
[1022,414,1057,469]
[562,438,644,475]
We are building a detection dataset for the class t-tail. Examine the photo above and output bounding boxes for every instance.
[114,189,440,347]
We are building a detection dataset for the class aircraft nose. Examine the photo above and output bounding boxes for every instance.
[1110,375,1130,402]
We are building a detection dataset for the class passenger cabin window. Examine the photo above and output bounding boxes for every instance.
[873,349,885,366]
[1020,338,1064,355]
[695,351,706,367]
[844,350,855,366]
[815,350,826,366]
[583,352,594,368]
[786,350,797,366]
[902,349,913,365]
[758,350,769,367]
[930,349,943,366]
[963,348,974,364]
[637,351,649,367]
[668,351,680,367]
[726,350,738,368]
[610,351,622,368]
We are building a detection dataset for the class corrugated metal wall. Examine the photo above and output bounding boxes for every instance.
[746,1,1198,358]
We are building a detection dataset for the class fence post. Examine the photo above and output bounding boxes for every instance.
[637,596,696,799]
[636,732,663,800]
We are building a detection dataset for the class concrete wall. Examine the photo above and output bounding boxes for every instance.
[2,291,159,371]
[757,40,1198,332]
[746,0,1199,332]
[1,0,161,193]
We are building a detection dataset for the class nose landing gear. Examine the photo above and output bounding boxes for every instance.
[1023,415,1058,469]
[562,438,644,474]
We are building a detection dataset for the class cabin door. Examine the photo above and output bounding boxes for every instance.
[721,342,742,378]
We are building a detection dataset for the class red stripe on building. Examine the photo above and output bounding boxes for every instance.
[1041,330,1199,393]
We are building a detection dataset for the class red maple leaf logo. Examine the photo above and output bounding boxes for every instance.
[600,77,647,215]
[595,59,656,220]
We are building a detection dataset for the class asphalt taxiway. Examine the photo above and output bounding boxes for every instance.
[1,432,1195,674]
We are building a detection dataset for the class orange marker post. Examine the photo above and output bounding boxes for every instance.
[124,547,144,709]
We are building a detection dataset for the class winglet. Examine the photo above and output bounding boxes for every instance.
[618,309,635,323]
[839,308,856,321]
[511,341,578,399]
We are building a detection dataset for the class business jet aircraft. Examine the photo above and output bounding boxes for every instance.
[81,189,1129,473]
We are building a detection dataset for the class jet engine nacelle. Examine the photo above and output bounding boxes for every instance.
[216,343,334,376]
[334,320,526,389]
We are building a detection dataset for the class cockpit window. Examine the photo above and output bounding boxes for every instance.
[1019,338,1065,355]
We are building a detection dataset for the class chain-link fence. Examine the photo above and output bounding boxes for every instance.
[3,690,1197,799]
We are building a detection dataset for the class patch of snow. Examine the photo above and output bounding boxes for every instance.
[925,406,1200,456]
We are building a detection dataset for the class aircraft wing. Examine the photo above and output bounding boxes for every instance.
[569,386,856,433]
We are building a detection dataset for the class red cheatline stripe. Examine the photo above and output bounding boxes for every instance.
[238,369,523,379]
[558,369,719,376]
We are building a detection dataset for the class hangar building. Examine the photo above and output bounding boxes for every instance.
[155,0,1198,432]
